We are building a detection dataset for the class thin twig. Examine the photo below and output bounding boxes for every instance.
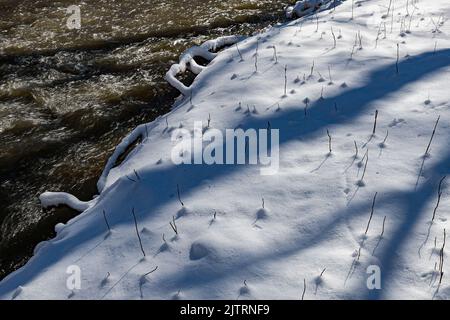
[382,130,389,144]
[432,176,447,222]
[327,130,332,153]
[302,279,306,300]
[132,208,146,257]
[416,116,441,189]
[134,169,141,181]
[425,116,441,156]
[351,0,354,20]
[331,27,336,48]
[143,266,158,277]
[381,216,387,238]
[272,45,278,63]
[396,43,400,74]
[365,192,378,235]
[169,216,178,235]
[177,184,184,207]
[320,268,326,277]
[439,229,446,286]
[126,176,136,183]
[284,65,288,96]
[361,150,369,182]
[328,65,333,84]
[372,110,379,135]
[102,210,111,232]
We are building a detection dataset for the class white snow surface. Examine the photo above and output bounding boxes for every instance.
[2,0,450,300]
[39,192,93,212]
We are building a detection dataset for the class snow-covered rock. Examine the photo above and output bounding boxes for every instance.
[286,0,333,18]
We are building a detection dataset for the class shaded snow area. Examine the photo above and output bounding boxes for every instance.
[2,0,450,300]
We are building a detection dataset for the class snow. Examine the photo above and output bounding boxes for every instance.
[1,0,450,300]
[286,0,334,19]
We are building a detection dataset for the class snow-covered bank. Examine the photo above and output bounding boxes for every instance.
[1,0,450,299]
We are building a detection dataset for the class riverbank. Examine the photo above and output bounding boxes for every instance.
[1,0,450,299]
[0,0,287,279]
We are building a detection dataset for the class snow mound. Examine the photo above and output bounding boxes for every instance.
[165,35,243,96]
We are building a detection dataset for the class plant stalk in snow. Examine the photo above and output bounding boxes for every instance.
[103,210,111,232]
[327,130,332,153]
[132,208,146,257]
[177,184,184,207]
[372,110,379,135]
[365,192,378,235]
[432,176,447,222]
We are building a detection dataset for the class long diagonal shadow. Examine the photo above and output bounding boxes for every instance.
[138,49,450,297]
[145,152,450,298]
[112,49,450,298]
[183,50,450,168]
[366,152,450,300]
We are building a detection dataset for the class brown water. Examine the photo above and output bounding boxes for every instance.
[0,0,287,279]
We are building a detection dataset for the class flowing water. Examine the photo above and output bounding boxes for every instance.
[0,0,288,279]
